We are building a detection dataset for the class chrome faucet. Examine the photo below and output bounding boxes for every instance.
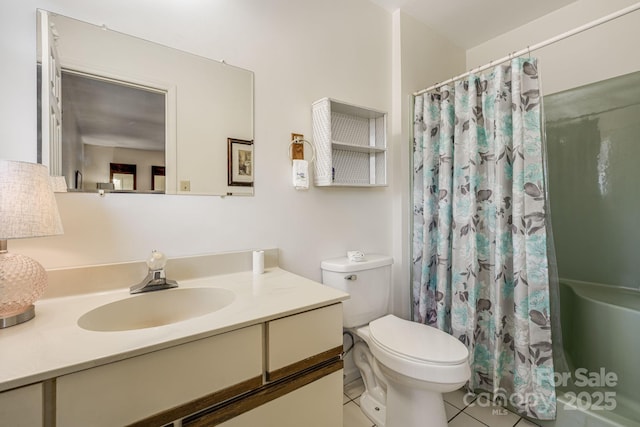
[130,250,178,294]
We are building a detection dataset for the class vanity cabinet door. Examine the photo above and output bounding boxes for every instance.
[266,303,343,381]
[0,383,43,427]
[183,305,344,426]
[56,325,262,427]
[217,369,343,427]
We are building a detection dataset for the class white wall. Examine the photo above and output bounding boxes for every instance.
[467,0,640,95]
[1,0,395,289]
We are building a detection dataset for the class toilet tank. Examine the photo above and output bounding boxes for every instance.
[321,254,393,328]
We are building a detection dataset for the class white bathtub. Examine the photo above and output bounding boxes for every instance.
[538,280,640,427]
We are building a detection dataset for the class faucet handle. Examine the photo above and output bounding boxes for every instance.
[146,250,167,271]
[130,250,177,294]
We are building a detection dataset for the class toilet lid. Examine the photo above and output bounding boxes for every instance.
[369,315,469,365]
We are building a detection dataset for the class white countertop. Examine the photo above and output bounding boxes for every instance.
[0,267,349,392]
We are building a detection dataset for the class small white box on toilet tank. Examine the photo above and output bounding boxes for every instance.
[321,254,393,328]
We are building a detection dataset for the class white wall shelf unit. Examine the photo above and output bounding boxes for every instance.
[312,98,387,187]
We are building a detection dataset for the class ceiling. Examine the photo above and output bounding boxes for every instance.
[368,0,578,48]
[62,72,165,151]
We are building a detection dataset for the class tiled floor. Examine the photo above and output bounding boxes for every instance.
[343,378,541,427]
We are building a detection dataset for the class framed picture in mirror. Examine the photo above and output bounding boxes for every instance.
[228,138,254,187]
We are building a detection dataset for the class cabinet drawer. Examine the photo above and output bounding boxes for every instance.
[267,303,342,380]
[217,369,343,427]
[56,324,262,427]
[0,383,43,427]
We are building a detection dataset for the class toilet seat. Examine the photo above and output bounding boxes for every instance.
[366,315,470,384]
[369,315,468,365]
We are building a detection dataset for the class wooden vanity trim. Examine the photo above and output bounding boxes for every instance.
[43,378,56,427]
[184,357,343,426]
[265,345,343,382]
[127,375,262,427]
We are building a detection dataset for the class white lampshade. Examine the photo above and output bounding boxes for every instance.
[0,160,63,239]
[0,160,63,328]
[50,175,68,193]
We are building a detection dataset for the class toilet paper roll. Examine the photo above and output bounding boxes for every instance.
[253,250,265,274]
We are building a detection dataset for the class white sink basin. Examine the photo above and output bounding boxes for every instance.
[78,287,235,332]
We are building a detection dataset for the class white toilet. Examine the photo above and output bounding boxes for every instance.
[321,254,470,427]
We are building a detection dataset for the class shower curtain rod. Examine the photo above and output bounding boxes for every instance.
[413,2,640,96]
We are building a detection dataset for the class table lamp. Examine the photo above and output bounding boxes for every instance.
[0,160,63,328]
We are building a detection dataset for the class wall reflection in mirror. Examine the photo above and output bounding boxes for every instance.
[37,10,254,196]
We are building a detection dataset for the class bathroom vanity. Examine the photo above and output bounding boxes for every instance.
[0,253,348,426]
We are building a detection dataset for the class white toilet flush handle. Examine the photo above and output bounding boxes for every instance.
[345,274,358,281]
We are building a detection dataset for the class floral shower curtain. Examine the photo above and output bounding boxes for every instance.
[412,58,556,419]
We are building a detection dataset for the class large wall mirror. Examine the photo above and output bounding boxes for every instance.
[37,10,254,196]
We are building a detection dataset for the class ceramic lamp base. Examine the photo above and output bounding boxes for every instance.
[0,250,47,329]
[0,305,35,329]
